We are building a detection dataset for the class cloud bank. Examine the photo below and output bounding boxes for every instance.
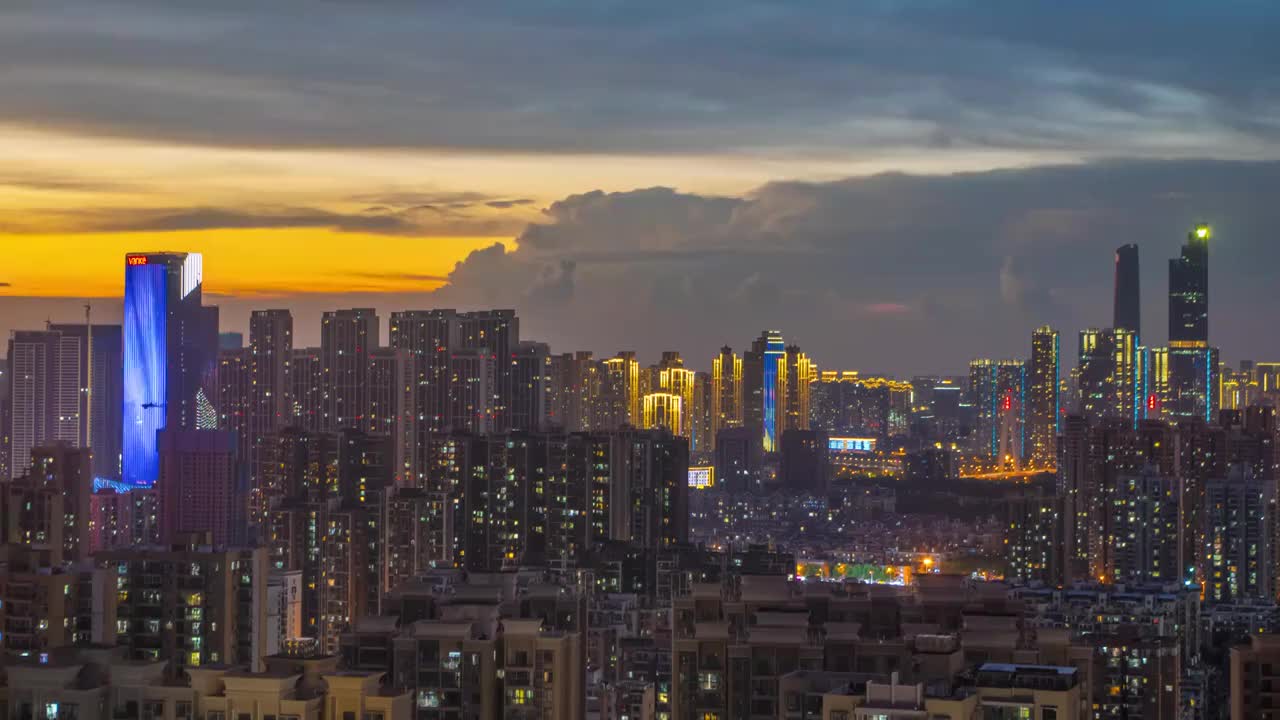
[420,159,1280,374]
[1,2,1277,160]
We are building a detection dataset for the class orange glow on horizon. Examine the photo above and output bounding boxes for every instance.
[0,228,505,297]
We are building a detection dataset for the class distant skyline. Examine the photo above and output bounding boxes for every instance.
[4,2,1280,374]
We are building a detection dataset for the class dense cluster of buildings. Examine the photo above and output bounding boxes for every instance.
[1,226,1280,719]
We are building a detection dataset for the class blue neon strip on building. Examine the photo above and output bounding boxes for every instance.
[122,263,167,487]
[762,335,785,453]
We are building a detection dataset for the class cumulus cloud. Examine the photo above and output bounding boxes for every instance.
[422,159,1280,373]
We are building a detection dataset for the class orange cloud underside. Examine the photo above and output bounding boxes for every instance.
[0,229,502,297]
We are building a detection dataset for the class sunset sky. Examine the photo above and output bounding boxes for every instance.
[4,1,1280,372]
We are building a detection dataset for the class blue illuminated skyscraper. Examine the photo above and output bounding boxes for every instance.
[122,252,219,487]
[744,330,787,453]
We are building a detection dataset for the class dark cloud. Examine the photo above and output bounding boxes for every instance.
[485,199,535,209]
[345,271,450,284]
[0,282,11,288]
[348,191,500,208]
[0,172,138,193]
[423,159,1280,374]
[0,204,527,237]
[0,2,1276,158]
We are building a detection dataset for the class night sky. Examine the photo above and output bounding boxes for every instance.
[3,1,1279,375]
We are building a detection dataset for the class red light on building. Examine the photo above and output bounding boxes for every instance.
[1001,391,1013,412]
[126,256,148,266]
[1147,393,1159,411]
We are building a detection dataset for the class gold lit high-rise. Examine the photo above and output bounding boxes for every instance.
[711,346,743,449]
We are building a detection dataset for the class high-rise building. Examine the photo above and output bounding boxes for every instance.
[248,309,292,460]
[1220,365,1258,411]
[0,544,115,655]
[1159,345,1220,423]
[457,309,519,431]
[1203,464,1274,604]
[1059,417,1178,584]
[653,353,696,441]
[425,427,687,577]
[761,331,787,453]
[809,372,853,433]
[122,252,218,487]
[319,500,385,652]
[1027,326,1060,467]
[389,310,459,467]
[321,308,380,432]
[449,347,495,434]
[809,373,914,442]
[2,443,93,564]
[289,347,324,432]
[1108,465,1182,585]
[381,487,451,593]
[710,346,742,449]
[1176,418,1227,589]
[260,427,390,646]
[607,428,690,554]
[1057,415,1093,579]
[334,428,393,507]
[157,429,244,547]
[641,392,683,435]
[784,345,814,435]
[1077,328,1142,427]
[512,341,551,432]
[1170,224,1210,347]
[744,331,787,453]
[1230,635,1280,720]
[779,429,829,494]
[598,352,640,430]
[1005,481,1066,586]
[7,330,66,479]
[0,356,9,481]
[48,322,123,481]
[715,426,761,493]
[1160,224,1218,423]
[1114,243,1141,338]
[691,370,713,456]
[368,347,413,483]
[215,347,251,482]
[550,351,598,432]
[6,325,122,481]
[1253,361,1280,395]
[100,539,269,672]
[969,359,1026,461]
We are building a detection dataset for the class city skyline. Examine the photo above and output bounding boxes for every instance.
[0,216,1266,379]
